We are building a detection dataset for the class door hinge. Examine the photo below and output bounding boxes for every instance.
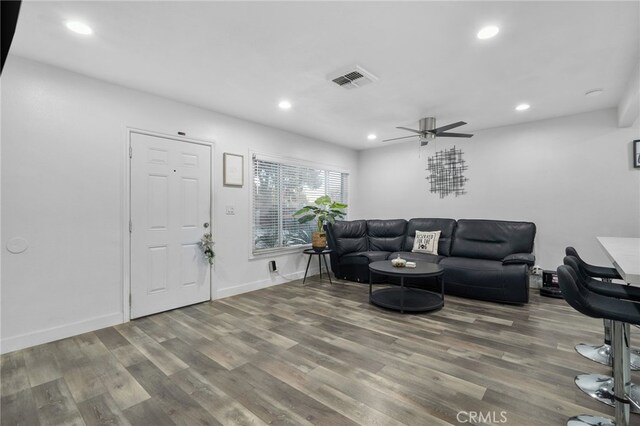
[129,220,132,233]
[129,293,131,306]
[129,146,132,158]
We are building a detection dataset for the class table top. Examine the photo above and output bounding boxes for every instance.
[597,237,640,285]
[303,248,333,255]
[369,260,443,277]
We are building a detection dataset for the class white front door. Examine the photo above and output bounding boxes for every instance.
[130,132,212,319]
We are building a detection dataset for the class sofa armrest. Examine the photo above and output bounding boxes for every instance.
[502,253,535,266]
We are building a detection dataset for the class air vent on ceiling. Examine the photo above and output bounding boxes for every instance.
[328,65,378,90]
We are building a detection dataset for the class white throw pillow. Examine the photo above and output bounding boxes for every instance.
[412,230,441,255]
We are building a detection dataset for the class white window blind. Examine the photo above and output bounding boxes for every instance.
[252,154,348,254]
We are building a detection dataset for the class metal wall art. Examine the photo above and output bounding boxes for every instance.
[426,146,468,198]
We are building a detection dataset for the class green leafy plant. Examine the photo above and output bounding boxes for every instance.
[200,233,215,265]
[293,195,348,232]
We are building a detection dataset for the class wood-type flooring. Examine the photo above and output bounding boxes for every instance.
[1,276,629,425]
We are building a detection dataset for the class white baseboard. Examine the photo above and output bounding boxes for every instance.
[214,269,315,299]
[1,268,326,353]
[0,312,123,355]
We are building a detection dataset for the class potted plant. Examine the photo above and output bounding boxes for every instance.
[293,195,347,250]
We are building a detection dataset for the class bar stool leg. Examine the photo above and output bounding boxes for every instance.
[574,375,640,414]
[576,319,640,370]
[575,319,613,365]
[565,322,633,426]
[613,321,631,426]
[567,415,614,425]
[575,321,640,417]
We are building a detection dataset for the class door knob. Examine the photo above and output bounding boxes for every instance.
[203,222,209,228]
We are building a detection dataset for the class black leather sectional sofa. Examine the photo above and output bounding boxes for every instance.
[325,218,536,304]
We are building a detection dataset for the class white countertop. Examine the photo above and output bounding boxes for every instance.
[597,237,640,285]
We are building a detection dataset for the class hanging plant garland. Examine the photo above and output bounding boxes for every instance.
[200,233,215,265]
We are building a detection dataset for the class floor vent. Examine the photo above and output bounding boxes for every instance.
[328,65,378,90]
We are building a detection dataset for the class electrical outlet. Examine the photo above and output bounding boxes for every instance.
[269,260,277,272]
[225,205,235,215]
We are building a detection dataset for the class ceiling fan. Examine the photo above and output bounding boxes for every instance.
[383,117,473,145]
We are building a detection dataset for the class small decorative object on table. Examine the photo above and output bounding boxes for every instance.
[405,261,417,268]
[391,254,407,267]
[200,233,215,265]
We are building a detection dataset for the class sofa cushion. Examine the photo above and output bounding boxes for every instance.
[440,257,504,289]
[404,218,457,256]
[367,219,406,252]
[450,219,536,261]
[341,251,391,265]
[389,251,444,264]
[329,220,368,257]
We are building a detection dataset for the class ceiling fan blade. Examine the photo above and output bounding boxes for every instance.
[382,135,419,142]
[396,126,422,134]
[437,132,473,138]
[433,121,467,134]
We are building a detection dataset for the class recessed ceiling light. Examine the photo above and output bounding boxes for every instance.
[585,89,604,97]
[278,100,292,110]
[65,21,93,35]
[477,26,499,40]
[367,134,377,140]
[515,103,530,111]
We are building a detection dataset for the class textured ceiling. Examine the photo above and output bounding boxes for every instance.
[9,1,640,150]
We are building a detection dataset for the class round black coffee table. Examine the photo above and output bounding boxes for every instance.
[368,260,444,314]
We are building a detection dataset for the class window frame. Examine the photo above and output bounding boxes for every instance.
[249,151,349,258]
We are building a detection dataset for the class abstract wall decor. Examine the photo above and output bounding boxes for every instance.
[426,146,468,198]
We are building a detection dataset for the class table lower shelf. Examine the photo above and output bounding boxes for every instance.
[370,287,443,313]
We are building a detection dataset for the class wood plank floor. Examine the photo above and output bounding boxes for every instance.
[1,276,632,425]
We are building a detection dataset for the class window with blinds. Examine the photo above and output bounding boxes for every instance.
[252,154,349,255]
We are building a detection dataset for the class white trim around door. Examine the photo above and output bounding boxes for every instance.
[123,128,215,321]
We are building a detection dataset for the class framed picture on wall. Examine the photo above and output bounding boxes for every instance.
[223,153,244,187]
[634,140,640,169]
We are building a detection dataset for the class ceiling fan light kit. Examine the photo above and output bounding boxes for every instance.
[383,117,474,145]
[417,117,436,145]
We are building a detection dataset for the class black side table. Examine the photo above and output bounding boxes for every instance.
[302,248,333,285]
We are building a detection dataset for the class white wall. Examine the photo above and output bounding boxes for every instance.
[353,108,640,270]
[1,56,358,353]
[2,55,638,354]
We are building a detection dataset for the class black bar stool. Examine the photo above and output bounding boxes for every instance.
[558,265,640,426]
[565,247,640,370]
[564,256,640,413]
